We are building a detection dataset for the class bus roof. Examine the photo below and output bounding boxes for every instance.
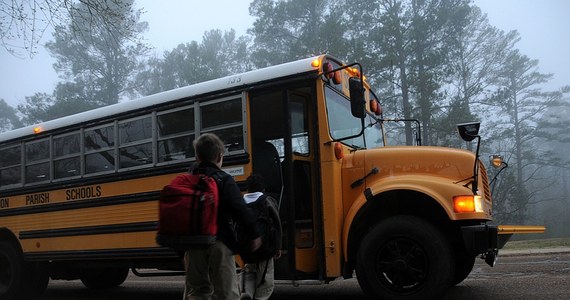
[0,55,325,144]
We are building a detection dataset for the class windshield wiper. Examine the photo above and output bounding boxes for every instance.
[349,143,365,150]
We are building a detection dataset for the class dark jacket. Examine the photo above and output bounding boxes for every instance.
[191,162,261,252]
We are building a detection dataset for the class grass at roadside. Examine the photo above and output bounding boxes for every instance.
[502,237,570,250]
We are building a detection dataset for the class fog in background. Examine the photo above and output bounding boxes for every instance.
[0,0,568,106]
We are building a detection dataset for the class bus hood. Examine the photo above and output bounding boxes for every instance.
[343,145,493,220]
[360,146,477,183]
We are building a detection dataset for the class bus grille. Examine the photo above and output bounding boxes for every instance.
[479,161,492,202]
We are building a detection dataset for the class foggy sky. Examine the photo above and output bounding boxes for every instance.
[0,0,568,108]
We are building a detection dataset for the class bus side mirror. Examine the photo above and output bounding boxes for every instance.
[349,77,365,119]
[457,122,480,142]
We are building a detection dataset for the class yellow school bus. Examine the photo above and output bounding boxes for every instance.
[0,55,543,300]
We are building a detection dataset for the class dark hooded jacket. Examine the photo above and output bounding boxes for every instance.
[190,161,261,252]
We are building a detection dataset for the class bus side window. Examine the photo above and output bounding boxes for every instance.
[200,98,245,153]
[157,107,195,162]
[85,125,115,174]
[118,117,153,169]
[290,97,309,156]
[53,132,81,179]
[25,139,50,184]
[0,144,22,187]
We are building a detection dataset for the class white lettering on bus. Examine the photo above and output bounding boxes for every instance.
[65,186,102,200]
[0,198,8,208]
[227,76,242,85]
[26,193,50,205]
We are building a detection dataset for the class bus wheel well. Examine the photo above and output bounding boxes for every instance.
[0,228,20,251]
[346,190,452,274]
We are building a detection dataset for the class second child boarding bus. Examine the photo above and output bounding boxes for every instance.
[0,55,544,300]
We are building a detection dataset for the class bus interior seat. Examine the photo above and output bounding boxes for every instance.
[252,141,283,205]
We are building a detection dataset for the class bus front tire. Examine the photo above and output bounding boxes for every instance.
[452,251,476,286]
[356,216,454,300]
[80,267,129,289]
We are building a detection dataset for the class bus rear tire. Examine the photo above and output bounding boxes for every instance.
[80,267,129,289]
[356,215,454,300]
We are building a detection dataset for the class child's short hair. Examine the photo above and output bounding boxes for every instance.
[193,133,225,163]
[246,174,266,193]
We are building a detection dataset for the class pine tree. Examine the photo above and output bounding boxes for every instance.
[45,0,149,110]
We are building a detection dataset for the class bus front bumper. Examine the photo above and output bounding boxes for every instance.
[461,224,546,267]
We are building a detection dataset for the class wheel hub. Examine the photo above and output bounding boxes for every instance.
[376,237,428,292]
[393,259,408,272]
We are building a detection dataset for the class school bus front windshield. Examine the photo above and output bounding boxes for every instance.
[324,85,384,149]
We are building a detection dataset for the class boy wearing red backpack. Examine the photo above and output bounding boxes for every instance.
[184,133,262,300]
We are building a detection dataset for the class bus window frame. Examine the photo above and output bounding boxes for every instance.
[155,104,196,166]
[198,94,246,156]
[0,143,23,188]
[52,131,82,181]
[83,122,117,177]
[117,114,155,172]
[0,93,248,190]
[24,137,51,186]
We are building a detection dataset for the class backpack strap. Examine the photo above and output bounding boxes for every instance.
[207,169,223,184]
[191,166,224,188]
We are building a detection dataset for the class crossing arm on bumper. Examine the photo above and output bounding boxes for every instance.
[460,224,546,267]
[497,224,546,247]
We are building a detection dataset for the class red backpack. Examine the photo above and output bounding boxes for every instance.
[156,173,219,250]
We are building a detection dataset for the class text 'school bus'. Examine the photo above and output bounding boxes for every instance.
[0,55,544,300]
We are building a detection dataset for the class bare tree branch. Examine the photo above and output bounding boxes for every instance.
[0,0,137,57]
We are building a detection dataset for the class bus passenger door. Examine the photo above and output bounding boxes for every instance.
[249,87,321,280]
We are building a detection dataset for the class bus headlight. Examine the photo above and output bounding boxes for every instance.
[453,195,484,213]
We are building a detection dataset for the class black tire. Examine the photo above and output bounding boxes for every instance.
[451,251,476,286]
[356,216,454,300]
[80,267,129,289]
[0,240,48,300]
[29,262,50,297]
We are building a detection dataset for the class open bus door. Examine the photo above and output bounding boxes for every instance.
[249,86,322,281]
